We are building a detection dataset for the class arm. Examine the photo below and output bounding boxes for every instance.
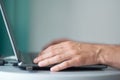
[34,39,120,72]
[97,44,120,69]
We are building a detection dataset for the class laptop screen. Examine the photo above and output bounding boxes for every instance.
[0,1,13,57]
[0,0,19,60]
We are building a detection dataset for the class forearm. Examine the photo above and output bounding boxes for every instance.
[97,44,120,69]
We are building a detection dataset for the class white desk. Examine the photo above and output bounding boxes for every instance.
[0,66,120,80]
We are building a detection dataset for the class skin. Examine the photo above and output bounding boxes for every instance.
[34,39,120,72]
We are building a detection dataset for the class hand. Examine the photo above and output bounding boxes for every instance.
[34,39,102,72]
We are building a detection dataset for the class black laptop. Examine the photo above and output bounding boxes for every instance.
[0,0,107,71]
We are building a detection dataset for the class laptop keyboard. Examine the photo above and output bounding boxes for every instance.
[29,53,39,63]
[19,53,38,64]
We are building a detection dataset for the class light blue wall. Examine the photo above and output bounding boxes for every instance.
[0,0,30,56]
[29,0,120,52]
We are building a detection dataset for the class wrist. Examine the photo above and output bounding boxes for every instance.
[96,46,106,65]
[96,44,119,65]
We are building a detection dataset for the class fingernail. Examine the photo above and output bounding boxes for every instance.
[34,58,38,63]
[50,67,59,72]
[38,62,46,67]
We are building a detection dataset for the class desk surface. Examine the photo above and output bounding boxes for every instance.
[0,66,120,80]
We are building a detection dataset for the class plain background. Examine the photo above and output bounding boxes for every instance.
[29,0,120,52]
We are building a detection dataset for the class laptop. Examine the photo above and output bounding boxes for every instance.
[0,0,107,71]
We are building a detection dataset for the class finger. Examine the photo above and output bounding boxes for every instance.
[50,59,75,72]
[34,45,63,63]
[33,51,44,63]
[42,38,69,50]
[34,52,53,63]
[38,53,71,67]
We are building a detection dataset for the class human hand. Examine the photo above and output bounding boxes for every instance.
[34,39,102,72]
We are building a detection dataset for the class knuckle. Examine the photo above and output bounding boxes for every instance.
[74,57,81,63]
[63,61,70,67]
[38,55,44,60]
[45,60,50,64]
[50,56,61,62]
[53,56,62,62]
